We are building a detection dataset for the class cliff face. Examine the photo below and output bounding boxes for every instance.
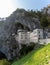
[0,21,19,60]
[6,9,41,30]
[0,9,41,44]
[0,9,41,60]
[42,5,50,15]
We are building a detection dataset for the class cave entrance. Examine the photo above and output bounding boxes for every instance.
[15,23,24,30]
[0,51,7,59]
[15,22,30,34]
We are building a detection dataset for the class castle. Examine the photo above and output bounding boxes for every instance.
[15,28,50,46]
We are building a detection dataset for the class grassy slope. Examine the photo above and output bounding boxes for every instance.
[12,44,50,65]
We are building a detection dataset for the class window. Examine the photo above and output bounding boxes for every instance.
[38,35,40,39]
[38,31,40,33]
[21,34,23,39]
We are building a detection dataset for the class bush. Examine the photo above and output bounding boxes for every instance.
[19,43,35,56]
[0,59,10,65]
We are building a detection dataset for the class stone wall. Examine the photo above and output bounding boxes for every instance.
[39,38,50,44]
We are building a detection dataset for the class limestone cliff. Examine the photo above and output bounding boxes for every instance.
[0,9,41,60]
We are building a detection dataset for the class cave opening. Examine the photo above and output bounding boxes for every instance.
[15,22,30,34]
[15,23,24,31]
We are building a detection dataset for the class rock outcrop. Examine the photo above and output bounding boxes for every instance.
[0,9,41,60]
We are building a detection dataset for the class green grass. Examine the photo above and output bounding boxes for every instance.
[12,43,50,65]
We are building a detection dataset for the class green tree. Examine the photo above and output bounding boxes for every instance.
[36,11,42,20]
[47,16,50,27]
[40,16,48,29]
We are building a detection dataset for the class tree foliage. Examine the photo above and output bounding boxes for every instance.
[40,16,49,28]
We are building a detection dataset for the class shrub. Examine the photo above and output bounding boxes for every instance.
[19,43,35,56]
[0,59,10,65]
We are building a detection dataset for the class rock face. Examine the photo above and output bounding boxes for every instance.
[0,24,19,60]
[5,9,41,31]
[42,5,50,15]
[0,9,41,60]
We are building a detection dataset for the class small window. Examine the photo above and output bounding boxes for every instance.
[39,35,40,39]
[39,35,40,37]
[38,31,40,33]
